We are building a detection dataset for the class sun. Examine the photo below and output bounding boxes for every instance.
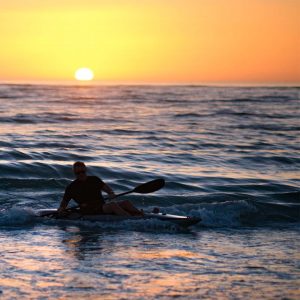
[75,68,94,81]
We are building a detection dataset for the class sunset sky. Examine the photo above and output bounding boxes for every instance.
[0,0,299,84]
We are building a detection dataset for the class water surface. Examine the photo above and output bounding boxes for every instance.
[0,85,299,299]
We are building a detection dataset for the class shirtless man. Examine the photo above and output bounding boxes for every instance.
[58,161,142,216]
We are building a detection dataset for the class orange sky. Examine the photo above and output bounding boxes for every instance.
[0,0,299,84]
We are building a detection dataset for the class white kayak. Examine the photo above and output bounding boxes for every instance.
[36,209,201,227]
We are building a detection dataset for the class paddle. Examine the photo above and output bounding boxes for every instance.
[106,178,165,201]
[41,178,165,217]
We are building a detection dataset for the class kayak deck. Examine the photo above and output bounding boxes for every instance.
[36,209,201,227]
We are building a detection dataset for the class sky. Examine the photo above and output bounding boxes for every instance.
[0,0,299,84]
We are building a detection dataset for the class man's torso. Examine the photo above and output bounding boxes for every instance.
[66,176,105,213]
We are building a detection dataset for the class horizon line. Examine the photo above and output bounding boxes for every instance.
[0,80,299,88]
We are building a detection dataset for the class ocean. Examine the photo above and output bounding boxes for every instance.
[0,84,299,299]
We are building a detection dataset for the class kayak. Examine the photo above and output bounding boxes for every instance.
[36,209,201,228]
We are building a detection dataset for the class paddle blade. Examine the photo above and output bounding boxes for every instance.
[133,179,165,194]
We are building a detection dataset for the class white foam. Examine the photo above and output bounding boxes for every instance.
[0,207,36,226]
[154,200,258,228]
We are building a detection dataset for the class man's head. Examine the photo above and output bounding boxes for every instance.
[73,161,87,181]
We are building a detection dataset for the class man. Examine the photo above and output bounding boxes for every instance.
[58,161,143,216]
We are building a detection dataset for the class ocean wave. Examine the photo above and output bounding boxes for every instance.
[0,114,115,124]
[228,155,300,166]
[214,110,297,119]
[174,113,203,118]
[0,148,94,161]
[0,207,36,226]
[165,199,300,228]
[1,193,299,228]
[0,178,67,189]
[233,124,300,131]
[233,94,297,102]
[269,191,300,203]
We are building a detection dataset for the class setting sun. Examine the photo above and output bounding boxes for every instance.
[75,68,94,81]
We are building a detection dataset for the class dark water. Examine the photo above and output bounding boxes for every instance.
[0,84,299,299]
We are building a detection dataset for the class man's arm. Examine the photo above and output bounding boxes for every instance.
[102,182,116,199]
[58,188,72,212]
